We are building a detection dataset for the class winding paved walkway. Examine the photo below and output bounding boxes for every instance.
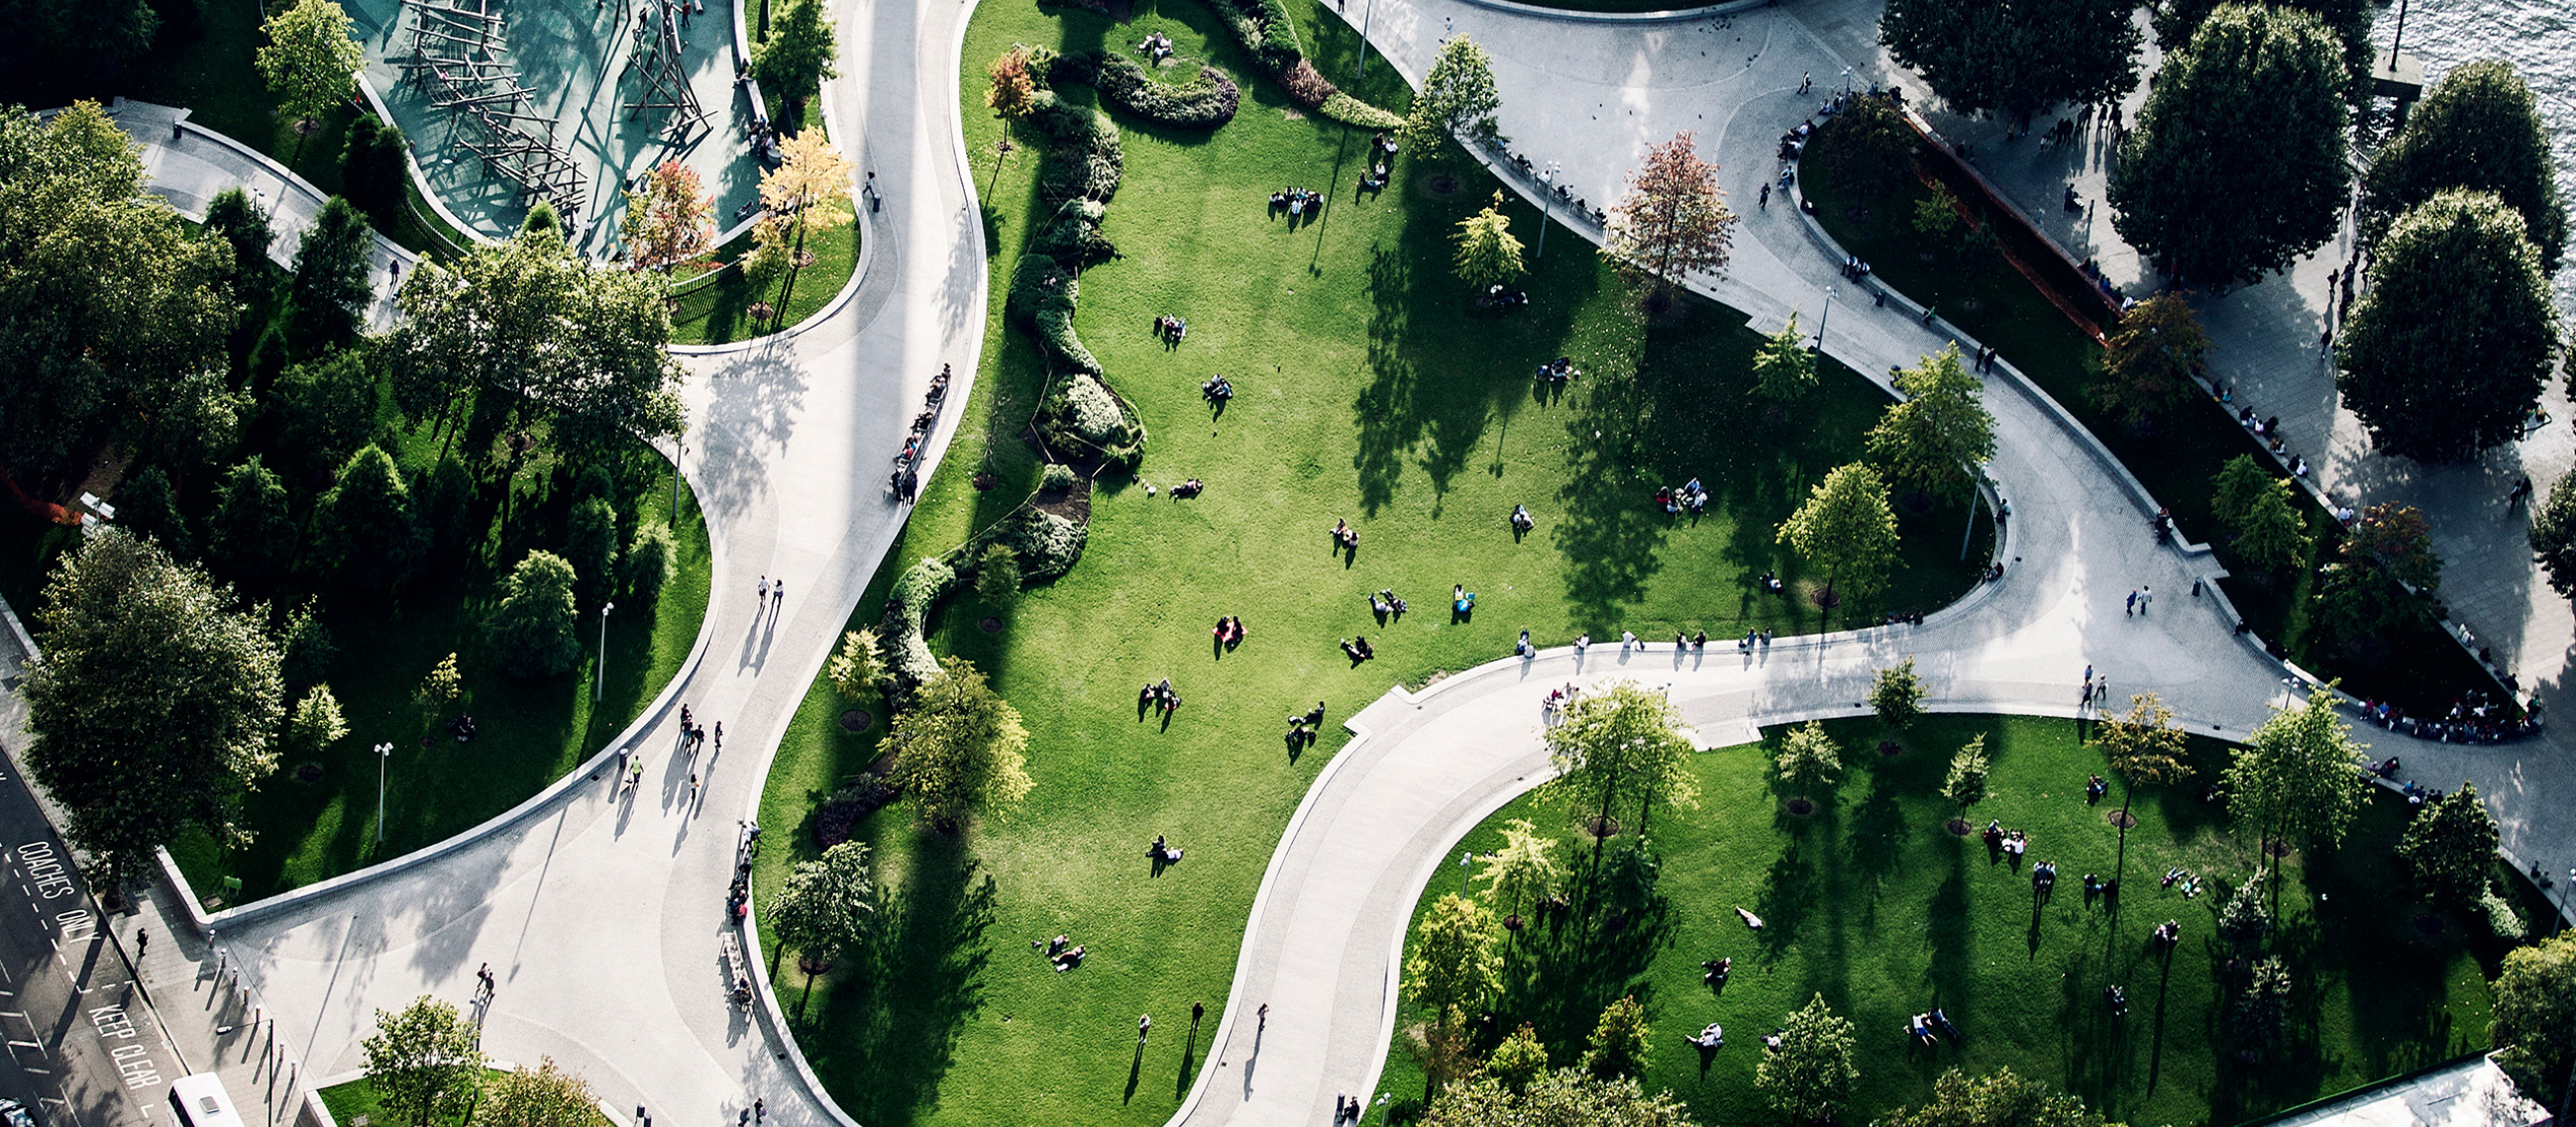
[54,2,2570,1127]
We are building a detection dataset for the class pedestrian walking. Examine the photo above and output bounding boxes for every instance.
[1256,1003,1268,1029]
[2138,585,2151,614]
[1192,1001,1205,1024]
[1443,15,1452,38]
[2124,590,2137,617]
[2083,663,2093,685]
[1800,70,1812,93]
[773,579,785,608]
[758,576,769,605]
[1759,182,1770,209]
[1138,1014,1152,1043]
[714,721,724,751]
[136,928,148,960]
[755,1100,765,1123]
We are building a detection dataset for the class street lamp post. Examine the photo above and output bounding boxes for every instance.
[596,602,616,702]
[1354,0,1377,80]
[374,743,394,844]
[1457,849,1473,894]
[1536,161,1559,260]
[671,439,686,526]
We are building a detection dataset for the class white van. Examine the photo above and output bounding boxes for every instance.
[166,1075,246,1127]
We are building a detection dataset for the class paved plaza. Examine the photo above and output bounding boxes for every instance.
[20,1,2576,1127]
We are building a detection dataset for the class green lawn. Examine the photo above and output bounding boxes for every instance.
[670,197,862,346]
[320,1070,613,1127]
[1797,115,2504,715]
[1380,714,2530,1127]
[748,3,1994,1127]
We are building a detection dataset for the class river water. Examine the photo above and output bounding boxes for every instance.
[2371,0,2576,321]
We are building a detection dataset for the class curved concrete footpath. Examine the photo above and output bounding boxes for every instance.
[1166,3,2563,1126]
[82,0,989,1122]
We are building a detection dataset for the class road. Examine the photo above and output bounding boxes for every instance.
[0,764,183,1127]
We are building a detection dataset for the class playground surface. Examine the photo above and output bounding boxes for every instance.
[349,0,768,255]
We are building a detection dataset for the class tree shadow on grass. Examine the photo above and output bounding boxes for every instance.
[1500,845,1670,1059]
[811,833,999,1127]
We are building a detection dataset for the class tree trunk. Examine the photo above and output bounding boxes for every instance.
[2111,781,2135,896]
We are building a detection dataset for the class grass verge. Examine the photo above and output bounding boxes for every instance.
[669,198,862,346]
[1380,713,2533,1127]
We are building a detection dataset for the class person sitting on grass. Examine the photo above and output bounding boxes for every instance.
[1510,504,1534,533]
[1341,638,1370,665]
[1908,1014,1936,1049]
[1685,1023,1724,1050]
[1053,945,1087,971]
[1701,957,1731,986]
[1735,907,1764,930]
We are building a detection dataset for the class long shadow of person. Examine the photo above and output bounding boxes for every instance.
[1696,1039,1719,1076]
[1125,1040,1144,1104]
[2026,899,2045,958]
[1136,687,1151,722]
[1176,1011,1204,1098]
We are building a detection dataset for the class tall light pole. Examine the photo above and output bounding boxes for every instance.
[1536,161,1559,260]
[596,602,616,702]
[374,743,394,844]
[1354,0,1377,80]
[670,439,686,526]
[1457,849,1473,894]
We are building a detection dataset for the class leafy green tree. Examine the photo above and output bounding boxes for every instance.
[1406,892,1501,1023]
[255,0,365,165]
[2107,5,2349,288]
[2097,691,2187,893]
[1871,657,1925,729]
[1775,720,1843,801]
[1401,36,1503,152]
[2336,189,2561,461]
[1878,0,2139,119]
[2095,293,2215,423]
[1942,735,1989,822]
[1912,181,1962,243]
[284,683,349,760]
[2312,503,2440,647]
[2397,781,2499,911]
[974,542,1021,605]
[21,530,283,889]
[486,551,582,678]
[1426,1069,1697,1127]
[621,520,677,602]
[2530,469,2576,599]
[1876,1066,2110,1127]
[311,445,427,590]
[2231,958,2293,1051]
[767,840,875,1003]
[281,197,374,358]
[1809,96,1919,200]
[0,0,160,76]
[563,495,619,606]
[1753,313,1818,403]
[206,458,296,588]
[201,186,276,305]
[115,465,190,559]
[479,1058,597,1127]
[1581,994,1653,1079]
[758,133,855,318]
[360,996,485,1127]
[415,652,463,710]
[2154,0,2371,102]
[279,596,335,686]
[412,457,478,558]
[1868,347,1995,501]
[1473,818,1562,917]
[0,103,238,485]
[889,656,1033,831]
[826,628,885,701]
[2360,59,2565,273]
[2216,875,2271,951]
[1758,993,1859,1124]
[752,0,839,122]
[2210,456,2308,572]
[2491,932,2576,1107]
[1451,192,1525,290]
[384,222,685,470]
[1607,132,1739,307]
[617,160,714,273]
[1544,680,1694,870]
[2224,686,2366,887]
[1777,462,1901,608]
[1485,1024,1551,1094]
[271,352,379,477]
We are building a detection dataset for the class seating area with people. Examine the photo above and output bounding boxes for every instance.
[1270,186,1324,219]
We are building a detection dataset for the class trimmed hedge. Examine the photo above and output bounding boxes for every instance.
[1029,97,1125,206]
[988,507,1088,578]
[881,556,961,689]
[1007,254,1103,375]
[1091,54,1240,128]
[1031,197,1117,263]
[1037,373,1147,471]
[1320,91,1404,130]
